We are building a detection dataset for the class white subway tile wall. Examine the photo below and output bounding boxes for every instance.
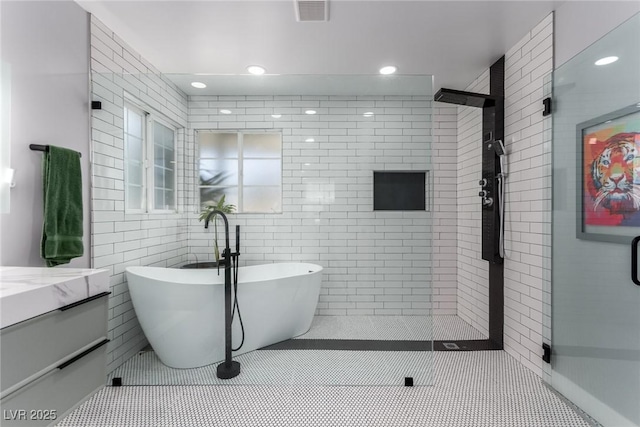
[432,105,458,314]
[456,69,490,335]
[187,96,436,317]
[456,13,553,375]
[90,16,190,373]
[502,13,553,376]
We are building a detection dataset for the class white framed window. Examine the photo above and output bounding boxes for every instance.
[124,100,178,213]
[124,103,146,212]
[197,130,282,213]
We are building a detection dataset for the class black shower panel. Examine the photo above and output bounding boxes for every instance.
[481,56,505,264]
[434,57,505,264]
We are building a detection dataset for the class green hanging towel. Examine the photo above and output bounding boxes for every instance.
[40,145,83,267]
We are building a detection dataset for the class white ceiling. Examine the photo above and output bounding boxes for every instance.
[77,0,563,94]
[167,74,433,96]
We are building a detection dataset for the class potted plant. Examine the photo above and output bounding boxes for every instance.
[198,195,236,264]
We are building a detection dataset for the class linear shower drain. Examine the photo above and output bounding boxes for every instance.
[442,342,460,350]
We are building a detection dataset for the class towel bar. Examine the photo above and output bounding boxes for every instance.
[30,144,81,157]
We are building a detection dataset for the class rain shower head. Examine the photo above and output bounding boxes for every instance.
[434,88,498,108]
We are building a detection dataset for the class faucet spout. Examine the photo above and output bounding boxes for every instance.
[204,209,230,251]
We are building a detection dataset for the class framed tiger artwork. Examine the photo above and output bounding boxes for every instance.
[577,103,640,243]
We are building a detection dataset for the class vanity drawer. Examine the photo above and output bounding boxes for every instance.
[0,295,108,393]
[0,339,106,427]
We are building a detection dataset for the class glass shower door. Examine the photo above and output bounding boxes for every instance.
[551,13,640,427]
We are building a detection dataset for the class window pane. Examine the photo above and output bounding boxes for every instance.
[200,187,238,208]
[165,168,174,190]
[127,185,143,211]
[152,120,176,211]
[153,121,168,146]
[153,189,175,211]
[162,123,174,147]
[244,186,281,213]
[124,105,145,211]
[126,135,143,161]
[243,159,281,186]
[128,162,143,186]
[199,159,238,186]
[244,133,281,158]
[154,166,164,188]
[127,108,142,137]
[154,149,175,172]
[199,132,238,158]
[164,190,175,210]
[154,189,164,210]
[153,122,174,163]
[154,146,164,166]
[164,147,175,169]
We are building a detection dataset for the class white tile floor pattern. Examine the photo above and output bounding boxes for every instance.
[58,351,596,427]
[295,315,486,341]
[108,349,434,386]
[107,315,481,386]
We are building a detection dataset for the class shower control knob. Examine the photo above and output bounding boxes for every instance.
[482,197,494,207]
[479,178,487,187]
[479,190,487,197]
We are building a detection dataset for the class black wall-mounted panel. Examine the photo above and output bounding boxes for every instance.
[482,55,505,265]
[373,171,426,211]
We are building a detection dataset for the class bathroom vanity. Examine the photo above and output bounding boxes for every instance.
[0,267,109,426]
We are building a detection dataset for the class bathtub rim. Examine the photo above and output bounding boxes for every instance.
[126,262,323,286]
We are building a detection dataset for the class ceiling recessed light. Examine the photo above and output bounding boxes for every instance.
[271,114,282,119]
[191,81,206,89]
[363,112,374,117]
[247,65,266,75]
[220,109,232,114]
[304,163,311,166]
[595,56,619,66]
[305,110,317,115]
[379,66,397,75]
[305,138,315,142]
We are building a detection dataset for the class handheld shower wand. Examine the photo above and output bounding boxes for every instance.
[493,140,507,259]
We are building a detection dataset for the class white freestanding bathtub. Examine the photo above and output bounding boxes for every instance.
[125,263,322,369]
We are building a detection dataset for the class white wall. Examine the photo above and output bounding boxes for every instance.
[0,1,91,267]
[187,95,434,316]
[89,16,190,372]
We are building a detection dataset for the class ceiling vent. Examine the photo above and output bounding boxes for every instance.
[295,0,328,22]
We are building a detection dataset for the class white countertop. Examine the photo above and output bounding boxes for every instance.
[0,267,110,329]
